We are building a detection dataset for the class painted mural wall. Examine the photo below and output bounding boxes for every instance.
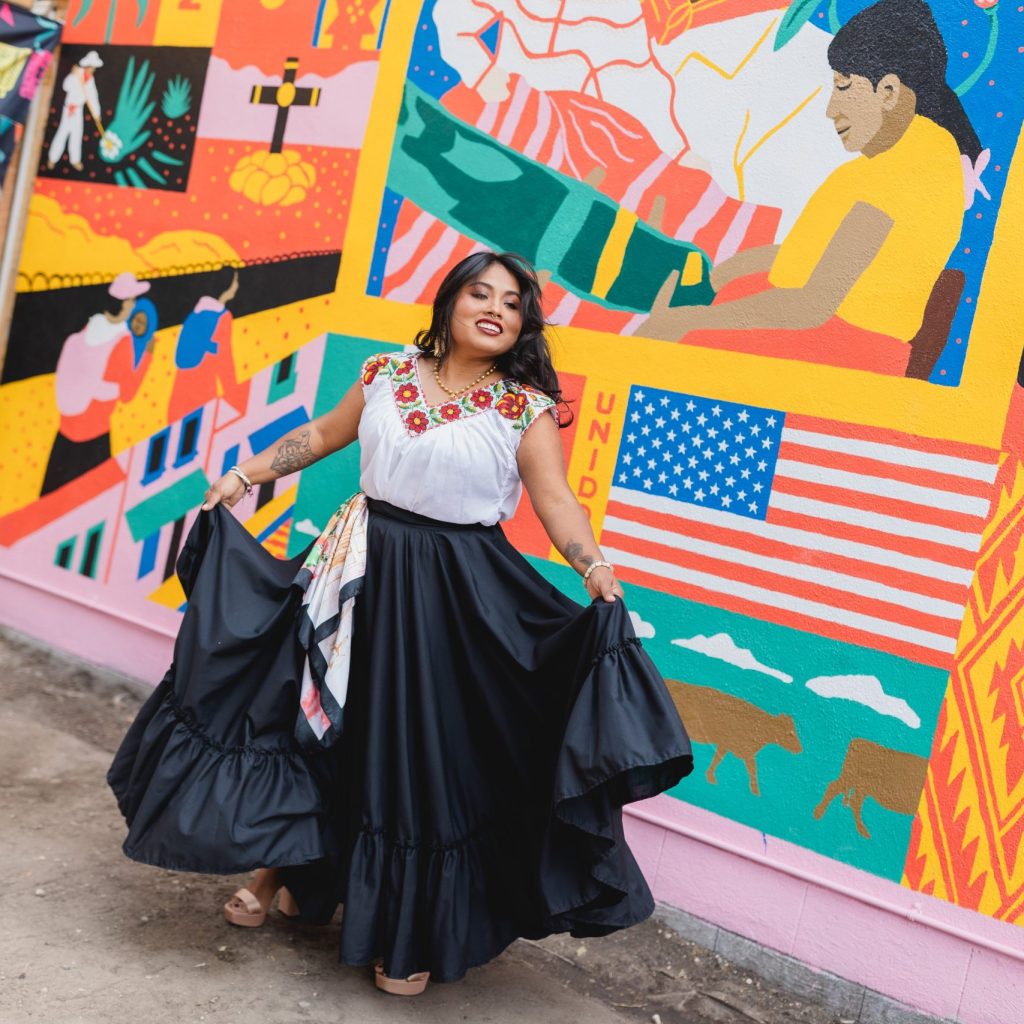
[0,0,1022,943]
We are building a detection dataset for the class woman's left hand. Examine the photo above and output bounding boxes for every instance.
[585,565,625,603]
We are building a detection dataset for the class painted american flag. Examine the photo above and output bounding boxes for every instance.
[602,385,1000,669]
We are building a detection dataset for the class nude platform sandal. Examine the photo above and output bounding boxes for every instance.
[373,963,430,995]
[223,886,299,927]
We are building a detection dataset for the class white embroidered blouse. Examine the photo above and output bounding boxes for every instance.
[357,351,559,525]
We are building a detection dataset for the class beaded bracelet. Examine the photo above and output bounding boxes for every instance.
[582,560,614,586]
[228,465,254,496]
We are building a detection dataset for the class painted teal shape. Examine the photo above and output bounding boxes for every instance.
[392,85,565,263]
[161,75,192,120]
[288,335,403,557]
[103,56,155,164]
[125,469,209,542]
[388,83,713,312]
[73,0,148,38]
[774,0,821,50]
[526,558,948,882]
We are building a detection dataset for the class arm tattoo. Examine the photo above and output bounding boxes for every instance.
[269,430,317,476]
[564,542,594,568]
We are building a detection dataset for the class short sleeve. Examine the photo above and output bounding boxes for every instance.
[359,352,395,391]
[495,384,559,439]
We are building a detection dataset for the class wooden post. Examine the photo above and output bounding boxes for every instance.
[0,0,68,375]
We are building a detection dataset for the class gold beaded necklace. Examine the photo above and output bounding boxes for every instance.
[432,358,497,399]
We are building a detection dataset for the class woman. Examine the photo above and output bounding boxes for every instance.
[641,0,979,376]
[108,251,694,995]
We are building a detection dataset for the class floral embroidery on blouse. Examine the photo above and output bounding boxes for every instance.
[360,352,557,436]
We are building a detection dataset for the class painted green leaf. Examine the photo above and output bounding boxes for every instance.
[161,75,192,120]
[774,0,821,50]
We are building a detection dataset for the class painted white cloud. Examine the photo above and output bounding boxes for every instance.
[805,674,921,729]
[629,611,656,639]
[671,632,792,683]
[294,518,321,537]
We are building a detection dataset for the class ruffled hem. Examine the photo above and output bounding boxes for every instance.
[322,635,693,983]
[107,676,328,874]
[543,630,693,930]
[334,821,539,983]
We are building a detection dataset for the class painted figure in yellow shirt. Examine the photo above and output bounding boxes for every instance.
[640,0,981,377]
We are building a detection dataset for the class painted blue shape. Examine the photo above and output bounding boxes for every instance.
[366,187,403,296]
[175,309,221,369]
[173,408,203,469]
[220,443,240,478]
[141,427,171,485]
[312,0,328,45]
[248,406,310,456]
[478,18,500,55]
[407,0,459,99]
[138,532,159,578]
[614,385,784,520]
[129,297,158,367]
[376,0,393,48]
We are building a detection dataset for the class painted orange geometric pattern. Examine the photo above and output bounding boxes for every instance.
[902,389,1024,923]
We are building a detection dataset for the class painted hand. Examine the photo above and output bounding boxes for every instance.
[636,271,708,341]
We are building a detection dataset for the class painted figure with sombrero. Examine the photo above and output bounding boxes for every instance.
[46,49,104,172]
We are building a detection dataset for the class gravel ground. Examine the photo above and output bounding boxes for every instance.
[0,628,851,1024]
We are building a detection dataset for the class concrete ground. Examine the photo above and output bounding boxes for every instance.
[1,628,854,1024]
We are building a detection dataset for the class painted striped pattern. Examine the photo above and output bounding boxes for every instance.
[381,76,780,314]
[602,385,999,668]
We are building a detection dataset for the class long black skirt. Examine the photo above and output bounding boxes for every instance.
[108,498,693,983]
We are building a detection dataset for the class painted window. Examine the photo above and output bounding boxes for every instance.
[220,443,240,478]
[142,427,171,485]
[267,353,297,403]
[173,408,203,468]
[54,537,75,570]
[79,522,104,579]
[138,532,159,579]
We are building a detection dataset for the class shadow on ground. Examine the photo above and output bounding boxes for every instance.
[0,629,848,1024]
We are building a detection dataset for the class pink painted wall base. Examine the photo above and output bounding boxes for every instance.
[625,798,1024,1024]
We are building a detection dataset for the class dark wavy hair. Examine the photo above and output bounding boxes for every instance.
[414,250,572,426]
[828,0,981,160]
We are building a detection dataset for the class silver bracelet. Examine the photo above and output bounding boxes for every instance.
[582,560,614,586]
[228,465,254,496]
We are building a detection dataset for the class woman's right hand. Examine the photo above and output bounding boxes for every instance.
[201,472,247,511]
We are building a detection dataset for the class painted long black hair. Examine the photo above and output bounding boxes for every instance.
[414,251,572,426]
[828,0,982,160]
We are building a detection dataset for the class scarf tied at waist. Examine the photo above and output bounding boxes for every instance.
[294,491,368,749]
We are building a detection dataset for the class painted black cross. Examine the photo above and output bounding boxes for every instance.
[249,56,320,153]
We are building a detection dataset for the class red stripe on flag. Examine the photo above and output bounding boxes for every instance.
[764,506,978,571]
[770,476,987,533]
[602,529,961,640]
[602,500,968,604]
[777,441,995,501]
[612,562,953,670]
[784,414,1001,465]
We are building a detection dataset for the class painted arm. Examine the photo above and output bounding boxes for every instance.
[85,78,102,124]
[104,332,151,404]
[709,244,780,292]
[517,411,624,603]
[201,381,365,510]
[639,202,893,340]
